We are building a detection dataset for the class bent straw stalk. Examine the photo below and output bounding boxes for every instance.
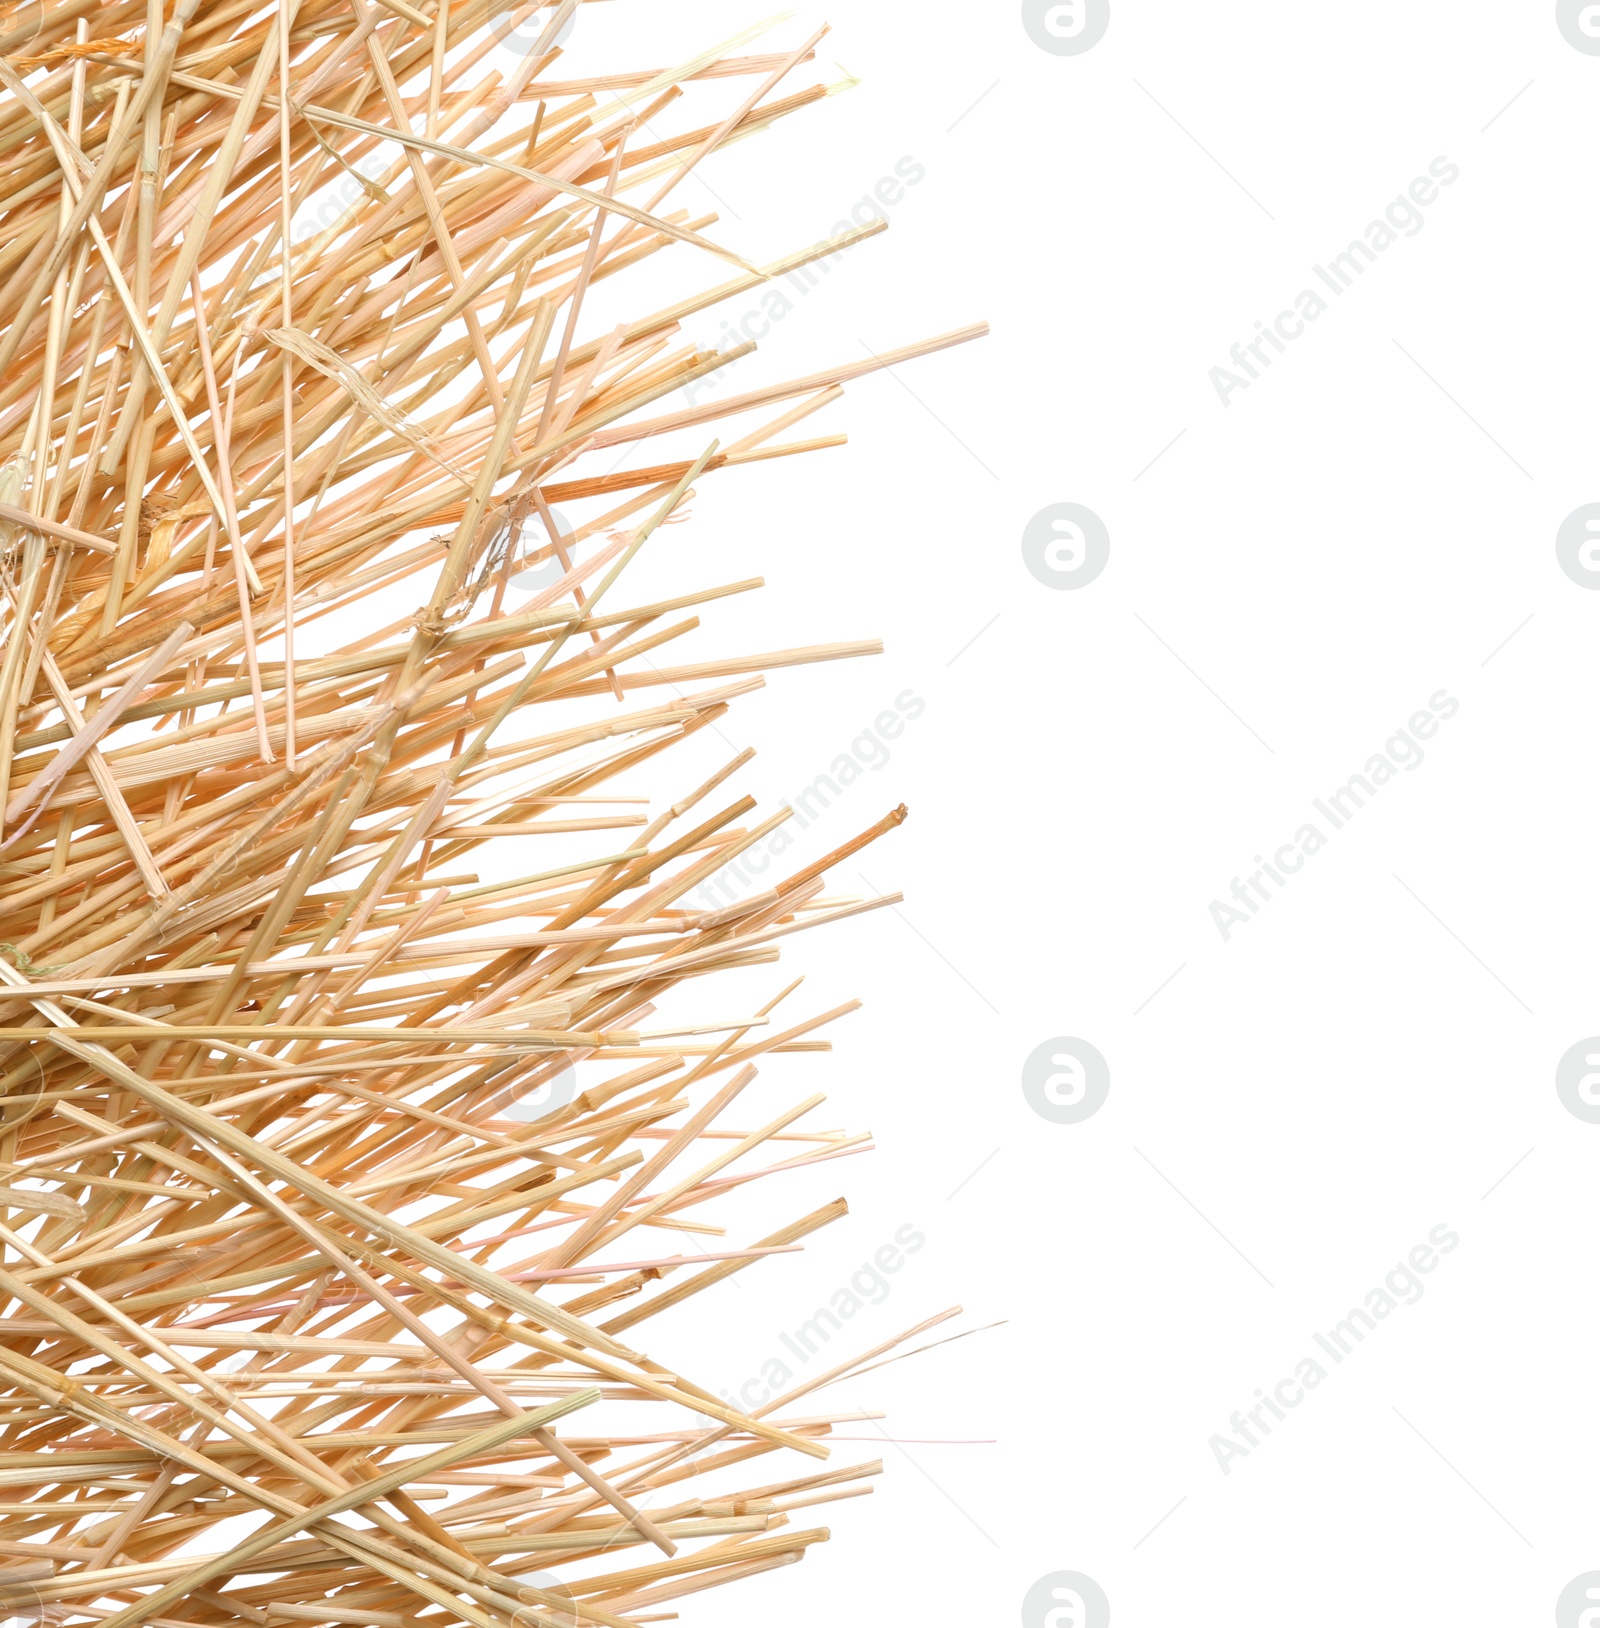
[0,2,985,1624]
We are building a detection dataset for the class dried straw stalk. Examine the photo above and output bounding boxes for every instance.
[0,2,984,1624]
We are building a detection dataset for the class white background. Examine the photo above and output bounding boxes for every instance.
[485,4,1600,1624]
